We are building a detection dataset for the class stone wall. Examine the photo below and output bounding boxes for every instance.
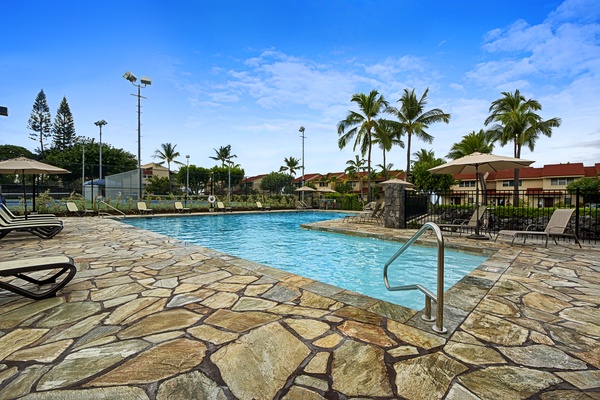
[384,184,406,229]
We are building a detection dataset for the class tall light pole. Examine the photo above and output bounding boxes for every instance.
[123,71,151,200]
[299,126,306,201]
[227,160,232,201]
[185,155,190,207]
[94,120,107,197]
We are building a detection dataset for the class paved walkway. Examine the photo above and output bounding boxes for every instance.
[0,214,598,399]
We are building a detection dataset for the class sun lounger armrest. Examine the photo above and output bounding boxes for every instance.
[525,224,544,231]
[451,218,469,225]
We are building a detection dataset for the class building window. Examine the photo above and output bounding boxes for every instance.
[502,180,522,187]
[319,182,328,187]
[550,177,576,186]
[458,181,476,187]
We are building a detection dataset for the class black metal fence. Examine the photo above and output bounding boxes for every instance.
[410,188,599,243]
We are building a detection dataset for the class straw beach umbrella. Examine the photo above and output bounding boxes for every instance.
[0,157,70,218]
[428,152,534,239]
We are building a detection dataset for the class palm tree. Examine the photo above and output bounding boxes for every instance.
[279,156,300,176]
[447,130,494,160]
[372,119,404,180]
[153,143,184,192]
[345,155,365,176]
[338,90,389,201]
[210,145,237,167]
[386,88,450,179]
[447,130,495,205]
[485,89,561,205]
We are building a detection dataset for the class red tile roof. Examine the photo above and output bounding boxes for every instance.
[541,163,585,177]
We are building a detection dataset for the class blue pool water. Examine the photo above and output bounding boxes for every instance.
[123,211,487,310]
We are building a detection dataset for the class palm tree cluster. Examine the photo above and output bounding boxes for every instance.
[338,88,450,201]
[338,88,560,201]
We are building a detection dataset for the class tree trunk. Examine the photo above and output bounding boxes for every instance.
[406,134,412,179]
[367,132,372,202]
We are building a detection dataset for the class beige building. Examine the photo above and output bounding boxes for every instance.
[450,162,600,207]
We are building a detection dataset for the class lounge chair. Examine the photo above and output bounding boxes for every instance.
[174,201,191,213]
[0,204,58,221]
[66,201,97,217]
[0,255,76,299]
[217,201,232,212]
[137,201,154,215]
[361,202,385,224]
[438,206,488,237]
[495,208,581,248]
[296,201,306,209]
[344,202,382,223]
[0,213,64,240]
[256,201,270,211]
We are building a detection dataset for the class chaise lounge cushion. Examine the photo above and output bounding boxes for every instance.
[0,255,77,299]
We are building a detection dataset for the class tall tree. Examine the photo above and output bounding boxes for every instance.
[446,129,494,160]
[153,143,184,192]
[27,89,52,156]
[210,145,237,167]
[51,97,76,150]
[386,88,450,179]
[338,90,389,201]
[485,89,561,205]
[279,156,300,176]
[411,149,455,193]
[372,119,404,179]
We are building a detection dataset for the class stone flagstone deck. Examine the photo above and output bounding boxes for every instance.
[0,214,598,399]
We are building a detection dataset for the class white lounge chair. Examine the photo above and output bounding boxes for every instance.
[0,256,76,299]
[495,208,581,248]
[137,202,154,215]
[217,201,232,212]
[66,201,97,217]
[256,201,270,211]
[174,201,191,213]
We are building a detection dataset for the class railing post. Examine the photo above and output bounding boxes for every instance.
[576,188,580,239]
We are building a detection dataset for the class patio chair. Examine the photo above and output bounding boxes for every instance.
[256,201,270,211]
[217,201,232,212]
[438,206,488,237]
[495,208,581,248]
[0,255,76,299]
[0,215,64,240]
[137,201,154,215]
[174,201,191,213]
[66,201,97,217]
[296,201,306,209]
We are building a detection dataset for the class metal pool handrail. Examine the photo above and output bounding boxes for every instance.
[99,201,126,218]
[383,222,447,333]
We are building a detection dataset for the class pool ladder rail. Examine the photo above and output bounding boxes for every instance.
[98,201,126,219]
[383,222,447,334]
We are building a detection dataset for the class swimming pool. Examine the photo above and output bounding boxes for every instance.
[123,211,487,310]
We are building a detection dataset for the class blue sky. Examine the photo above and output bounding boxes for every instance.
[1,0,598,177]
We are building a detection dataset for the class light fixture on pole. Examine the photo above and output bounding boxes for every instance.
[227,160,232,202]
[123,71,151,200]
[299,126,306,201]
[94,119,107,197]
[185,155,190,207]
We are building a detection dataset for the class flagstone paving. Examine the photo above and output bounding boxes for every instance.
[0,213,598,399]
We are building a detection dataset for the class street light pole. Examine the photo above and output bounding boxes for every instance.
[123,71,151,200]
[94,120,107,197]
[299,126,306,202]
[227,161,231,202]
[185,155,190,207]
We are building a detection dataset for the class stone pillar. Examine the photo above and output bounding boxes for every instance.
[384,183,406,229]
